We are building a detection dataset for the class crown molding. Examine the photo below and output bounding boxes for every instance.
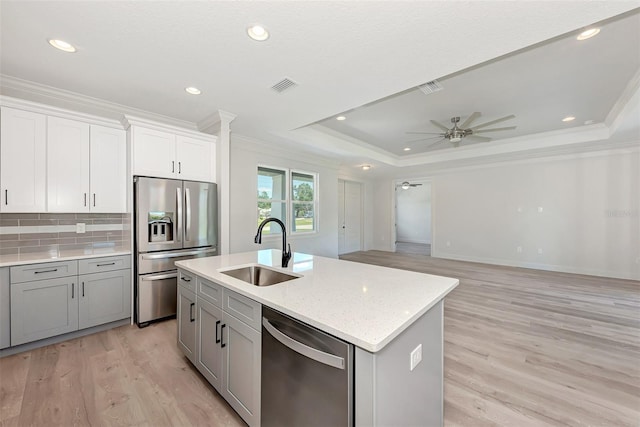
[0,74,198,129]
[197,110,238,134]
[121,115,216,142]
[606,70,640,135]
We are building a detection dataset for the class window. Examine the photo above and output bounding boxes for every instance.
[257,166,317,235]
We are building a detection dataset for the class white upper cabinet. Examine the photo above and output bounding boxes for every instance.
[131,124,215,182]
[132,127,177,179]
[0,107,47,213]
[176,135,213,182]
[47,116,91,212]
[90,125,127,212]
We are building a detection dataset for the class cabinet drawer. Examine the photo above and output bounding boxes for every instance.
[198,276,222,308]
[178,269,196,293]
[78,255,131,274]
[223,289,262,331]
[10,260,77,283]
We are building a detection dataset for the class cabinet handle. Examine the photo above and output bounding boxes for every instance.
[220,324,226,348]
[172,161,175,173]
[84,193,87,207]
[178,161,181,174]
[4,189,7,205]
[180,276,191,282]
[97,262,116,267]
[72,283,75,299]
[215,320,221,343]
[189,302,195,322]
[34,268,58,274]
[93,193,96,207]
[82,281,85,297]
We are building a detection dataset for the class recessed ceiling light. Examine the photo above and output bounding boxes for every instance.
[336,116,346,121]
[403,147,411,151]
[577,28,600,41]
[48,39,76,53]
[185,87,202,95]
[361,165,371,171]
[247,24,270,41]
[562,116,576,122]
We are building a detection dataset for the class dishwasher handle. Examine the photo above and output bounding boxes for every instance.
[262,318,345,370]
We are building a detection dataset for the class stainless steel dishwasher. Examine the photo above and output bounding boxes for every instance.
[262,306,354,427]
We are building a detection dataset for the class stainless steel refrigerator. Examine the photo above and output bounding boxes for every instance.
[134,176,217,326]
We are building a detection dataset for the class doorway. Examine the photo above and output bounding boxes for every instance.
[395,180,432,256]
[338,180,363,255]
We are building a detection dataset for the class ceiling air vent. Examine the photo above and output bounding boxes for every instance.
[271,77,298,93]
[418,80,443,95]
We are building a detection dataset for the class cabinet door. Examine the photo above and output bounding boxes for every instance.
[176,136,212,182]
[0,107,47,212]
[78,269,131,329]
[11,277,79,346]
[222,312,261,426]
[197,297,223,390]
[90,125,127,212]
[47,116,90,212]
[0,268,9,349]
[132,127,176,179]
[177,285,197,363]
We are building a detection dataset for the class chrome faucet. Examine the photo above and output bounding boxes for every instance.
[254,218,292,268]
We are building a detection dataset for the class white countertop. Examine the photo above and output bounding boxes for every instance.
[0,246,132,268]
[175,250,459,353]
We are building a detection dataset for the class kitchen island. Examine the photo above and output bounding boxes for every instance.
[176,250,458,427]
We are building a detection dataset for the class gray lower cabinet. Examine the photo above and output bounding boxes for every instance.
[177,284,197,363]
[177,270,261,427]
[79,269,131,329]
[0,267,10,349]
[9,255,131,347]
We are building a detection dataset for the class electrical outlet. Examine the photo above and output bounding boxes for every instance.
[410,344,422,371]
[517,246,523,253]
[76,223,86,234]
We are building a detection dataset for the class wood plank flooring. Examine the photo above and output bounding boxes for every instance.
[340,251,640,427]
[1,251,638,426]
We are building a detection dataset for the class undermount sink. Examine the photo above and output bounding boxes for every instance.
[220,265,300,286]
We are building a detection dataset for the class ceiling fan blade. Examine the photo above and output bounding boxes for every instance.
[459,112,481,129]
[473,126,517,133]
[430,120,450,132]
[470,114,516,130]
[405,131,443,135]
[466,135,492,142]
[425,138,446,148]
[404,135,444,143]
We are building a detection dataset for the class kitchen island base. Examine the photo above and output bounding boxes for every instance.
[355,300,443,427]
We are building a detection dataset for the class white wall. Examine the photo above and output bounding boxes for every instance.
[229,135,340,258]
[372,148,640,280]
[396,182,431,244]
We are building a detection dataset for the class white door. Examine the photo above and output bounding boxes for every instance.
[176,135,213,182]
[338,180,363,255]
[132,127,176,179]
[90,125,127,212]
[0,107,47,212]
[47,116,90,212]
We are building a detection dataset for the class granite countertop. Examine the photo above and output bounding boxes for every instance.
[0,246,132,268]
[176,249,459,353]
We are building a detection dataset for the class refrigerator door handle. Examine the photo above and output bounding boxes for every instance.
[185,187,191,242]
[176,186,182,243]
[140,248,217,260]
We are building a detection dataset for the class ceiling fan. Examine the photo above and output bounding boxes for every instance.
[397,181,422,190]
[406,112,516,147]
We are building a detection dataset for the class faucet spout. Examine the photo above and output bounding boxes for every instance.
[254,218,292,268]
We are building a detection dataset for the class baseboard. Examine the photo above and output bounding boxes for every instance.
[396,239,431,245]
[432,252,639,281]
[0,318,131,358]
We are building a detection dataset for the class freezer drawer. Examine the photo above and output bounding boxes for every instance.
[137,272,178,324]
[137,247,217,275]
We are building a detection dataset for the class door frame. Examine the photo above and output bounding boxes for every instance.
[392,178,433,254]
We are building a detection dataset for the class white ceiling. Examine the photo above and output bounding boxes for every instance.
[1,1,639,173]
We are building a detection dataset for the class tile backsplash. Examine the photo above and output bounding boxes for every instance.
[0,213,131,256]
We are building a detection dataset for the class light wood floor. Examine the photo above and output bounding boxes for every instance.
[1,252,638,426]
[341,251,640,427]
